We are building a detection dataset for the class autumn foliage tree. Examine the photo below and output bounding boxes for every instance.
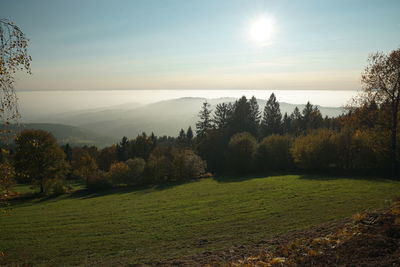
[0,19,31,124]
[359,48,400,177]
[13,130,68,194]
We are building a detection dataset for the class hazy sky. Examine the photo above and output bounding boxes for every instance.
[2,0,400,91]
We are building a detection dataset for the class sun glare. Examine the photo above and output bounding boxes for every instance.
[249,16,275,45]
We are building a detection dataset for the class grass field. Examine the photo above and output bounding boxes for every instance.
[1,175,400,266]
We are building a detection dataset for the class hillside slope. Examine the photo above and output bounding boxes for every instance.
[1,175,399,266]
[1,123,113,147]
[37,97,344,140]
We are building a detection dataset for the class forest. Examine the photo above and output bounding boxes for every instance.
[1,83,399,196]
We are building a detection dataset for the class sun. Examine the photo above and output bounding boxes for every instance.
[249,16,275,45]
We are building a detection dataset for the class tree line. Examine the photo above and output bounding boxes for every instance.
[0,47,399,196]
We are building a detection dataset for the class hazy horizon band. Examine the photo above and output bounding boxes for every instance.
[17,89,359,117]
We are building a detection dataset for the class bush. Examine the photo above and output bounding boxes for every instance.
[145,147,206,183]
[71,148,98,181]
[291,129,337,170]
[256,135,294,172]
[226,132,257,175]
[86,170,112,190]
[125,157,146,185]
[347,129,389,170]
[108,162,131,185]
[43,179,70,196]
[171,149,207,181]
[0,161,15,195]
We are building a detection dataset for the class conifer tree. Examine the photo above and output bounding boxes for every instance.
[186,126,194,146]
[177,129,186,146]
[290,107,303,136]
[213,102,232,129]
[249,96,261,133]
[282,112,292,134]
[116,136,129,161]
[261,93,282,137]
[196,101,213,138]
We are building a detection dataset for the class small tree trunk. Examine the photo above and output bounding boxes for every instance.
[391,101,399,179]
[40,182,44,194]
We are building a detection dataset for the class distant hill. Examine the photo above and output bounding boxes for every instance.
[22,97,345,142]
[1,123,113,147]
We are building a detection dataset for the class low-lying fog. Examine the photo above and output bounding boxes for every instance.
[18,89,359,117]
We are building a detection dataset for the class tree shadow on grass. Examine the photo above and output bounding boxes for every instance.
[66,179,202,200]
[298,173,397,182]
[213,170,398,184]
[213,172,296,183]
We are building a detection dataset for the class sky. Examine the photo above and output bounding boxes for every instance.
[1,0,400,91]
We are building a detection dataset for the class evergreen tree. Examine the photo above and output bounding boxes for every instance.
[63,143,73,163]
[290,107,303,136]
[302,102,323,130]
[186,126,194,140]
[282,112,292,134]
[249,96,261,133]
[196,101,213,138]
[228,96,259,137]
[150,132,157,150]
[128,133,153,160]
[116,136,129,161]
[186,126,194,147]
[213,102,232,129]
[261,93,282,137]
[177,128,186,146]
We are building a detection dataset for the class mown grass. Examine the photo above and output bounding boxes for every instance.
[1,175,400,266]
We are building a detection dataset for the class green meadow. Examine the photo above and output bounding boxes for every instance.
[1,175,400,266]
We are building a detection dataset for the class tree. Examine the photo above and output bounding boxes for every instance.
[196,101,213,138]
[97,145,117,171]
[125,157,146,185]
[360,49,400,177]
[282,112,292,134]
[0,19,31,124]
[177,128,186,146]
[228,96,259,136]
[249,96,261,133]
[71,148,98,181]
[261,93,282,137]
[116,136,129,161]
[290,107,303,136]
[63,143,73,163]
[127,133,154,160]
[186,126,194,145]
[256,135,294,172]
[226,132,257,175]
[302,102,323,130]
[13,130,68,194]
[291,129,337,170]
[213,102,232,129]
[0,160,15,196]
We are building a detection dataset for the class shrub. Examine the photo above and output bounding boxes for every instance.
[0,161,15,195]
[256,135,294,172]
[125,157,146,185]
[71,148,98,181]
[226,132,257,175]
[108,162,131,185]
[291,129,337,170]
[86,170,112,190]
[171,149,207,181]
[43,179,70,196]
[145,147,207,183]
